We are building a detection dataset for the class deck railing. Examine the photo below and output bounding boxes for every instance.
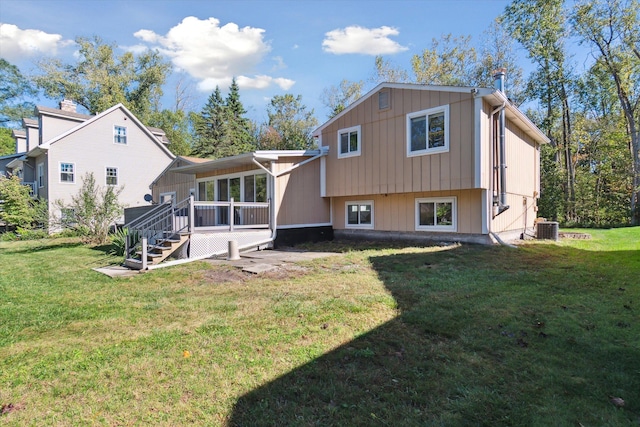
[124,197,271,262]
[194,200,270,231]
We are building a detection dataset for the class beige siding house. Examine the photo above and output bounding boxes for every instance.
[127,78,546,269]
[7,100,175,227]
[313,80,549,244]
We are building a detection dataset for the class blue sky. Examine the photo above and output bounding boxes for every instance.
[1,0,526,122]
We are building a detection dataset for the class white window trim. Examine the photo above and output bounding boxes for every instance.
[337,125,362,159]
[37,162,44,188]
[160,191,176,205]
[196,170,270,202]
[406,104,449,157]
[415,196,457,232]
[59,162,75,184]
[106,166,118,186]
[345,200,374,229]
[114,125,127,145]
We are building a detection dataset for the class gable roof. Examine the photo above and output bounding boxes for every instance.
[149,155,209,187]
[312,82,549,145]
[26,103,175,159]
[36,105,92,122]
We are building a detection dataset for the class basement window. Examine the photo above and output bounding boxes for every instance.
[415,197,456,232]
[346,201,373,228]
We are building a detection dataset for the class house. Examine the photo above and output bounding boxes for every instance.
[5,100,175,226]
[127,73,548,269]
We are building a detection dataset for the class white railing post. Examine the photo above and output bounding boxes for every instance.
[189,195,194,233]
[141,237,148,270]
[229,198,234,232]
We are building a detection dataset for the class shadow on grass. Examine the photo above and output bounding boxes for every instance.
[229,243,639,426]
[0,240,85,255]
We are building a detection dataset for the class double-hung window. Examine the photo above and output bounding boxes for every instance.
[415,197,456,231]
[37,163,44,187]
[346,201,373,228]
[337,125,361,158]
[106,167,118,186]
[60,162,75,183]
[114,125,127,144]
[407,105,449,157]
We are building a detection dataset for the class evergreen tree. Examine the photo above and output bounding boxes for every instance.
[192,80,255,158]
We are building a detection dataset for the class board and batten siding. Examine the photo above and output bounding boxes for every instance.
[322,88,476,198]
[490,118,541,234]
[273,157,331,227]
[152,159,197,203]
[47,107,173,215]
[333,189,483,234]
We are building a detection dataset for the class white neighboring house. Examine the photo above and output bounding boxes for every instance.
[5,100,175,228]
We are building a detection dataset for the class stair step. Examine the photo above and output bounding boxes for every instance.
[148,244,173,251]
[157,238,181,244]
[136,251,163,258]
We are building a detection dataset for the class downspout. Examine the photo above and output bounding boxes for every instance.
[493,68,510,218]
[249,148,328,248]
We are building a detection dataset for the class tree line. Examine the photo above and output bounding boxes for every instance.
[1,0,638,226]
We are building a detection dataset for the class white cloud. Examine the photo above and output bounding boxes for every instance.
[198,74,295,92]
[322,25,408,55]
[135,16,294,92]
[0,23,73,62]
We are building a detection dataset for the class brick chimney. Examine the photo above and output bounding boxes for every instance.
[59,99,77,113]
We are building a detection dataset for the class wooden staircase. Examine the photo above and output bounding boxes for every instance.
[124,232,190,270]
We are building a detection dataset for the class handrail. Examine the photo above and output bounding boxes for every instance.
[124,196,192,261]
[126,199,172,229]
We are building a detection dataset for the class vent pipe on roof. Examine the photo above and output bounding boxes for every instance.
[493,68,510,217]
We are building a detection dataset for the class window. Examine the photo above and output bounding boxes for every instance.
[60,162,75,183]
[106,167,118,185]
[337,125,361,158]
[415,197,456,231]
[197,172,267,203]
[346,201,373,228]
[37,163,44,188]
[407,105,449,157]
[61,208,76,227]
[114,125,127,144]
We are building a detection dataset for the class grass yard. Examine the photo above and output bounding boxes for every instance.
[0,228,638,426]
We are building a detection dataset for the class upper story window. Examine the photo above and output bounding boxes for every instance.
[407,105,449,157]
[337,125,361,159]
[106,167,118,186]
[60,162,75,184]
[114,125,127,144]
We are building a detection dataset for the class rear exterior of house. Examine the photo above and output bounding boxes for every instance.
[130,81,547,269]
[314,82,548,244]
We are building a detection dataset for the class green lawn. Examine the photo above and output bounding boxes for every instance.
[0,229,638,426]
